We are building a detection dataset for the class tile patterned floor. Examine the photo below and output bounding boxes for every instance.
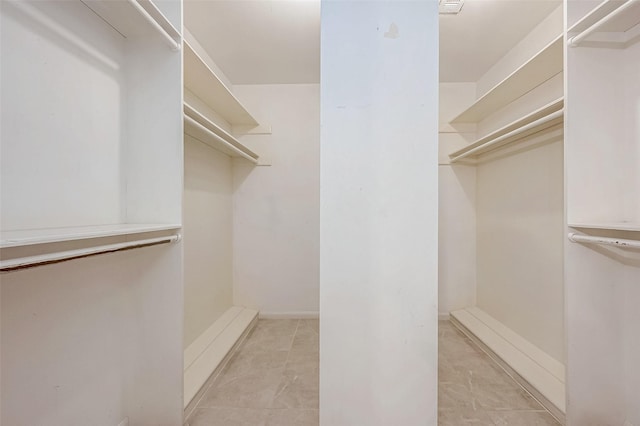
[186,319,319,426]
[438,320,560,426]
[186,319,560,425]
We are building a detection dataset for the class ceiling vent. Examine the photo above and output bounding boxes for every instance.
[439,0,464,15]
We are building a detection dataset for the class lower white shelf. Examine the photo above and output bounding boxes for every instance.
[183,306,259,409]
[450,307,566,423]
[569,222,640,232]
[0,223,182,249]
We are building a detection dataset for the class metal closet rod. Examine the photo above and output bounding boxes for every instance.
[568,0,639,47]
[568,233,640,249]
[125,0,181,51]
[0,234,181,273]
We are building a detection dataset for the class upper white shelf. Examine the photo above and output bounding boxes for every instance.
[569,222,640,232]
[184,41,259,127]
[568,0,640,48]
[81,0,181,50]
[0,224,182,249]
[450,35,563,124]
[449,98,564,163]
[184,102,259,164]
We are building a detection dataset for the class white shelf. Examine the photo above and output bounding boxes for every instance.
[451,35,563,124]
[449,98,564,163]
[568,0,640,48]
[81,0,181,49]
[569,222,640,232]
[0,224,182,249]
[184,41,258,127]
[184,103,259,163]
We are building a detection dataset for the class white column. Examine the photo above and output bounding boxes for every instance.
[320,1,439,425]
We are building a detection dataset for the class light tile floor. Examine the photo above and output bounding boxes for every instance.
[439,320,560,426]
[186,319,319,426]
[186,319,560,426]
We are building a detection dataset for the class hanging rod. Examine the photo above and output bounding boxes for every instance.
[125,0,181,51]
[0,234,181,273]
[568,0,639,47]
[184,114,259,164]
[449,109,563,163]
[568,233,640,249]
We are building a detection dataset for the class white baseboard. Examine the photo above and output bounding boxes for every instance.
[258,311,319,319]
[450,307,566,424]
[438,312,451,321]
[183,306,258,409]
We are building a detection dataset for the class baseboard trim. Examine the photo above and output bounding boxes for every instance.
[438,312,451,321]
[183,306,258,410]
[450,307,566,425]
[258,311,319,319]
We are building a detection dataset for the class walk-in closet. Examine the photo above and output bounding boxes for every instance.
[439,1,639,425]
[439,1,565,423]
[180,0,320,415]
[1,0,639,425]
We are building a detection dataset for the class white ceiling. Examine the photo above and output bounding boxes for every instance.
[440,0,561,82]
[184,0,320,85]
[184,0,560,85]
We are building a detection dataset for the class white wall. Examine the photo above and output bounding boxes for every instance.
[320,2,438,425]
[183,135,234,348]
[1,2,184,424]
[1,245,184,426]
[231,84,320,317]
[439,83,477,315]
[565,2,640,423]
[476,138,565,361]
[564,242,634,425]
[460,4,565,363]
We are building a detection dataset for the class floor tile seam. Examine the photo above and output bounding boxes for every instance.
[439,380,537,390]
[242,332,298,344]
[284,320,301,364]
[192,402,275,410]
[264,334,301,411]
[483,409,552,413]
[449,320,551,411]
[214,365,288,384]
[268,371,298,410]
[264,407,318,411]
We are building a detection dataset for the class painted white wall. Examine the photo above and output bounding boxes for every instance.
[623,264,640,426]
[438,83,477,316]
[476,4,563,98]
[183,135,234,348]
[439,82,477,133]
[438,165,476,316]
[564,242,632,425]
[1,1,184,424]
[1,245,184,426]
[320,2,438,424]
[231,84,320,317]
[1,0,124,230]
[475,137,565,362]
[565,1,640,423]
[566,41,639,225]
[464,4,565,363]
